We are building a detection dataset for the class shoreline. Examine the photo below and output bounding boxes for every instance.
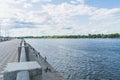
[17,33,120,39]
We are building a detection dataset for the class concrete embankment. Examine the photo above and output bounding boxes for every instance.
[0,39,21,80]
[25,41,64,80]
[0,39,64,80]
[2,39,64,80]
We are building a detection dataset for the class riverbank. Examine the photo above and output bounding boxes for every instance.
[18,33,120,39]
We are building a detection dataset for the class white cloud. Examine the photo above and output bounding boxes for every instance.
[77,0,85,4]
[0,2,24,25]
[42,3,94,18]
[0,0,27,4]
[0,0,120,36]
[90,8,120,20]
[31,0,52,3]
[70,0,85,4]
[14,0,27,4]
[42,3,120,21]
[70,1,78,4]
[24,3,32,8]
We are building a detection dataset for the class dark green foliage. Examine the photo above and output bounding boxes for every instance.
[19,33,120,39]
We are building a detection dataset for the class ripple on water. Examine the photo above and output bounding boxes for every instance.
[26,39,120,80]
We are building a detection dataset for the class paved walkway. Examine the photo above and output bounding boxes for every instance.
[0,39,21,80]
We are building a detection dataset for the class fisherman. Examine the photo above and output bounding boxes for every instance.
[38,52,40,57]
[45,56,47,62]
[45,67,49,72]
[45,67,51,72]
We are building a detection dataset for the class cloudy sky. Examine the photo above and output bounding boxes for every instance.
[0,0,120,37]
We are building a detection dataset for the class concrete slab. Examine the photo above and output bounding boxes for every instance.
[4,61,42,80]
[4,61,41,72]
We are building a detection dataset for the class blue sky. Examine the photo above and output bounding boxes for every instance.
[53,0,120,8]
[0,0,120,36]
[86,0,120,8]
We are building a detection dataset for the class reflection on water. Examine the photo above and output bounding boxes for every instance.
[26,39,120,80]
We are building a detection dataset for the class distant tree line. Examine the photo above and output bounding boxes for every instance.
[19,33,120,39]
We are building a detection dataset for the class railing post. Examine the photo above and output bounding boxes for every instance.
[25,46,29,61]
[18,46,21,62]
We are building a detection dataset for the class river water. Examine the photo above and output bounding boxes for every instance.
[26,39,120,80]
